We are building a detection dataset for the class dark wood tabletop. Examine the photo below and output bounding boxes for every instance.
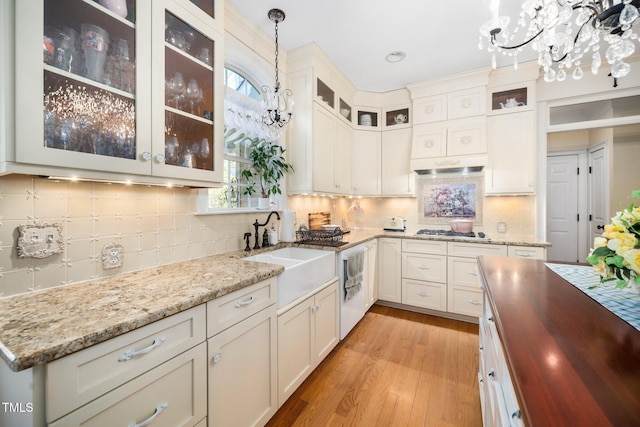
[477,256,640,427]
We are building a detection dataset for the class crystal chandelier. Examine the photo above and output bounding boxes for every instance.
[479,0,639,83]
[261,8,294,134]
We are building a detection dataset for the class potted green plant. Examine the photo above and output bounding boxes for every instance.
[241,138,294,209]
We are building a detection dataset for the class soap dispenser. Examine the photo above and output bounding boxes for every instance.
[268,224,279,245]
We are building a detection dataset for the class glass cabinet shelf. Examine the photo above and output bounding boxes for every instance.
[163,10,214,171]
[42,0,138,159]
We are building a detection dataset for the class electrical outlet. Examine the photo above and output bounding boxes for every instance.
[102,243,124,270]
[497,222,507,233]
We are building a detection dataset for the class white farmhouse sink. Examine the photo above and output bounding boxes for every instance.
[244,247,336,308]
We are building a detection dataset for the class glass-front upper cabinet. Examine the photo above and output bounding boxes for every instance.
[14,0,223,184]
[15,0,153,175]
[151,0,223,182]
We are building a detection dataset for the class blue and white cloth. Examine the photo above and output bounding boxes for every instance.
[545,263,640,331]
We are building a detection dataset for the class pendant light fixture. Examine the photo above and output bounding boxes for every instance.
[261,8,294,135]
[479,0,639,83]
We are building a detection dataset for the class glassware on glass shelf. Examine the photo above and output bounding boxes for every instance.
[200,137,210,168]
[182,149,196,168]
[99,0,128,18]
[44,110,56,147]
[53,118,73,150]
[185,79,203,114]
[104,39,135,92]
[43,36,55,65]
[166,29,187,51]
[165,136,180,165]
[81,24,110,83]
[196,47,211,65]
[166,72,185,108]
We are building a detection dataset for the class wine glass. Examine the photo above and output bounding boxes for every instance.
[165,136,180,165]
[185,79,203,114]
[166,72,185,109]
[200,138,210,169]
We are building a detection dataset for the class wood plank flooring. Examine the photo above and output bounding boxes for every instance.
[266,304,482,427]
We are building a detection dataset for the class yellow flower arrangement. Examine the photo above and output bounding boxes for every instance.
[587,190,640,289]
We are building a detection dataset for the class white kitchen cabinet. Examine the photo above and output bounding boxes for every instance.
[447,242,507,317]
[508,245,546,259]
[413,94,447,124]
[401,239,447,310]
[352,130,381,195]
[448,86,486,119]
[381,128,414,196]
[485,111,536,195]
[10,0,224,185]
[479,299,524,427]
[208,304,278,427]
[50,343,207,427]
[311,103,352,194]
[46,305,206,422]
[364,239,378,309]
[411,117,486,165]
[277,279,339,406]
[377,238,402,303]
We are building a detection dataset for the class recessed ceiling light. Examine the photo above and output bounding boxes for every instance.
[385,51,406,63]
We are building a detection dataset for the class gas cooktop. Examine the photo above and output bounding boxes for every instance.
[416,229,486,239]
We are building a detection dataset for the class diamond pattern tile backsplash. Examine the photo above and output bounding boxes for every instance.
[0,175,270,297]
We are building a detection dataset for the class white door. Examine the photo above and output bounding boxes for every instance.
[546,154,580,262]
[589,145,608,247]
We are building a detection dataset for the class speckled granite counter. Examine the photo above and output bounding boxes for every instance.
[0,230,549,372]
[0,249,284,372]
[304,228,550,250]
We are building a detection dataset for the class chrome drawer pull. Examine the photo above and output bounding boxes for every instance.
[129,403,168,427]
[118,337,166,362]
[417,292,431,297]
[235,295,256,308]
[468,299,482,305]
[417,266,431,270]
[467,271,478,276]
[518,254,533,258]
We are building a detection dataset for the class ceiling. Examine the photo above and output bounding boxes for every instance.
[227,0,540,93]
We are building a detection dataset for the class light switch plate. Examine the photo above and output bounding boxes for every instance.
[102,243,124,270]
[16,222,64,259]
[497,222,507,233]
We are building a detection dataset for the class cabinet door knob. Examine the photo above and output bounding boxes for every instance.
[140,151,152,161]
[155,153,165,163]
[212,352,222,363]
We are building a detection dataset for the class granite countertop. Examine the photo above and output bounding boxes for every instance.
[0,248,284,372]
[0,229,549,372]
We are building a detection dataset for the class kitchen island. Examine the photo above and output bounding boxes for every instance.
[477,256,640,426]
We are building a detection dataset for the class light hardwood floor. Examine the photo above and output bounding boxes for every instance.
[266,304,482,427]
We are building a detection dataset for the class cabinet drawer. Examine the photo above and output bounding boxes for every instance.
[402,253,447,283]
[412,124,446,158]
[448,242,508,258]
[207,277,276,337]
[50,342,207,427]
[402,239,447,255]
[447,120,486,156]
[401,279,446,311]
[46,305,206,422]
[508,245,545,259]
[448,256,481,288]
[448,286,483,317]
[413,95,447,124]
[448,87,485,119]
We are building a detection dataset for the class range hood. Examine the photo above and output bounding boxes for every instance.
[411,155,487,175]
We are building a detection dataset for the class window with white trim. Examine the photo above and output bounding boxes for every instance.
[207,68,269,209]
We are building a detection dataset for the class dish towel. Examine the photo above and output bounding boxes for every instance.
[344,249,364,301]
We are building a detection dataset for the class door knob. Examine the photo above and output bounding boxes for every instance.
[596,225,604,230]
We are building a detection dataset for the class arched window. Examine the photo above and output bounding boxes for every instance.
[207,68,268,209]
